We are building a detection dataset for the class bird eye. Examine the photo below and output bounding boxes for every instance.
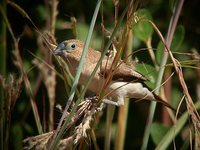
[71,43,76,49]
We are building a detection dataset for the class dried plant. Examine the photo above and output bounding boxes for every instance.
[1,0,200,149]
[23,96,104,149]
[32,58,56,131]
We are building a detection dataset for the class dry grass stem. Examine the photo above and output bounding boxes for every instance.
[23,96,104,149]
[32,59,56,130]
[0,74,23,115]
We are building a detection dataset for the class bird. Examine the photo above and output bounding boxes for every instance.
[54,39,174,110]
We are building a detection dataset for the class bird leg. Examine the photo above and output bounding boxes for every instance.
[103,99,119,106]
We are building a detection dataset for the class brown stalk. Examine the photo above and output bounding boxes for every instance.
[149,20,200,147]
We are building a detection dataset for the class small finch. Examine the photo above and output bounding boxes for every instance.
[54,39,174,109]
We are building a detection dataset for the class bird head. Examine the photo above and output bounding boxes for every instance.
[54,39,85,58]
[54,39,102,65]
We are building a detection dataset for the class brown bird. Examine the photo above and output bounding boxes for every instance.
[54,39,173,109]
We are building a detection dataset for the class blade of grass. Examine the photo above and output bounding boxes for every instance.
[50,0,133,148]
[115,28,133,150]
[0,2,6,77]
[141,0,185,149]
[49,0,58,35]
[81,0,132,98]
[156,101,200,149]
[0,1,6,149]
[105,104,115,150]
[0,2,43,134]
[115,100,129,150]
[7,0,56,53]
[81,2,133,149]
[50,0,102,149]
[46,0,58,132]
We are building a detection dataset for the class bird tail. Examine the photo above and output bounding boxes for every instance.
[152,92,176,111]
[142,82,178,113]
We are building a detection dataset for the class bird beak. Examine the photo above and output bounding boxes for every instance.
[54,47,62,56]
[54,42,66,56]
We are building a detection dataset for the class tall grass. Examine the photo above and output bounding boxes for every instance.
[1,0,200,149]
[0,0,6,149]
[141,0,185,149]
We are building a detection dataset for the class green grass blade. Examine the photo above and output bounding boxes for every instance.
[156,101,200,149]
[80,0,131,97]
[50,0,102,149]
[105,105,115,150]
[141,0,185,149]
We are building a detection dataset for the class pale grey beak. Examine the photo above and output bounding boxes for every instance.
[54,42,65,56]
[54,47,62,56]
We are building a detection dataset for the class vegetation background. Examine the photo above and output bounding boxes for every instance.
[0,0,200,149]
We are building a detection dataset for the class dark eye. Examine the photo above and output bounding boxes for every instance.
[71,44,76,49]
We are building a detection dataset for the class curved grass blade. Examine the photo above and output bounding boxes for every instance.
[50,0,102,149]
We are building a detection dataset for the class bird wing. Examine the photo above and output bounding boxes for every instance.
[100,59,147,82]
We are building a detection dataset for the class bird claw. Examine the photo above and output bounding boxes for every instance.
[103,99,119,106]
